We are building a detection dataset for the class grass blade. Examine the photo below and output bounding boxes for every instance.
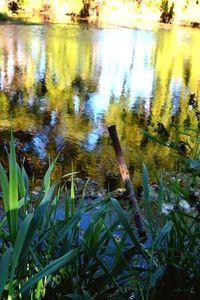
[80,236,126,297]
[43,156,58,194]
[0,247,12,299]
[143,163,153,234]
[9,212,33,297]
[111,198,149,261]
[0,163,9,212]
[70,163,75,217]
[20,249,78,294]
[153,221,173,250]
[9,131,18,243]
[19,181,59,265]
[17,163,25,199]
[149,265,167,288]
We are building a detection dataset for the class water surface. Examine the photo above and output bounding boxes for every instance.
[0,23,200,189]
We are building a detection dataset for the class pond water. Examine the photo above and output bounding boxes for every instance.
[0,23,200,190]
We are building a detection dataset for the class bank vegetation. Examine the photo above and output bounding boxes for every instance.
[0,0,200,27]
[0,128,200,299]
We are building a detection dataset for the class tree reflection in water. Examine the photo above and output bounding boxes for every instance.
[0,24,200,189]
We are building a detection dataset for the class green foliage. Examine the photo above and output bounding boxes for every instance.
[141,128,200,299]
[0,131,18,244]
[160,0,174,23]
[0,132,200,299]
[0,0,200,24]
[0,12,10,21]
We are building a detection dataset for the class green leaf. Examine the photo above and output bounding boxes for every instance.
[53,210,81,246]
[35,279,43,300]
[42,156,58,194]
[0,248,12,299]
[80,236,125,296]
[20,249,78,294]
[143,163,153,234]
[111,198,149,261]
[70,163,75,217]
[22,166,29,197]
[17,163,25,199]
[154,221,173,250]
[92,218,104,247]
[9,131,18,244]
[19,181,59,265]
[0,163,9,212]
[9,213,34,296]
[149,265,167,287]
[65,193,69,224]
[101,220,135,275]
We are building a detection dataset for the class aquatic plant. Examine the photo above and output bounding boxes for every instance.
[0,130,200,299]
[0,133,144,299]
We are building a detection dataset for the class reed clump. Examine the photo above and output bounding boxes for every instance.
[0,130,200,299]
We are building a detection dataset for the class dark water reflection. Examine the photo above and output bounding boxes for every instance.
[0,24,200,189]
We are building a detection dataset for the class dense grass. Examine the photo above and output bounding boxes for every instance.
[0,130,200,299]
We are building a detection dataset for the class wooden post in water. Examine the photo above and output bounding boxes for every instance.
[108,125,146,238]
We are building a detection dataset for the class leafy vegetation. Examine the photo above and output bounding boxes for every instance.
[0,131,200,299]
[0,12,10,21]
[0,2,199,298]
[0,0,200,25]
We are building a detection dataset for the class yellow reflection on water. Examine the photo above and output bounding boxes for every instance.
[0,24,200,188]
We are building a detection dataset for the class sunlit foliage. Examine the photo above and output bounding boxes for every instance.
[0,0,200,24]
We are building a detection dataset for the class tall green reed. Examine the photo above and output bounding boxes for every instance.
[140,126,200,299]
[1,127,199,299]
[0,131,18,244]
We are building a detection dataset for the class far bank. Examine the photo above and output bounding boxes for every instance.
[0,0,200,29]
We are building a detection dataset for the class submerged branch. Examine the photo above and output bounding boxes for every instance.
[108,124,146,238]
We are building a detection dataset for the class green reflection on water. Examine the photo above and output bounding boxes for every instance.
[0,24,200,189]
